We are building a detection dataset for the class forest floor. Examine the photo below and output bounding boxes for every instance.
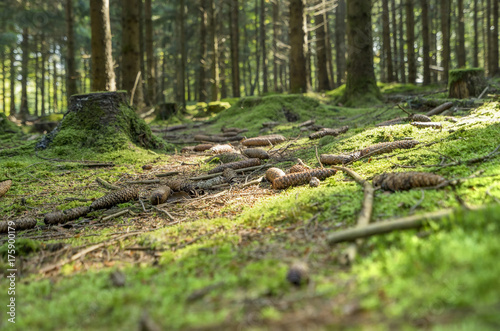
[1,82,500,330]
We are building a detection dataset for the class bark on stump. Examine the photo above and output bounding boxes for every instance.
[448,68,487,99]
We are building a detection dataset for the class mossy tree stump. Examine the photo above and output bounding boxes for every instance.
[37,91,164,153]
[448,68,487,99]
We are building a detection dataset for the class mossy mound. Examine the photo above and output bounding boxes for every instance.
[448,68,487,98]
[0,112,21,134]
[36,92,165,154]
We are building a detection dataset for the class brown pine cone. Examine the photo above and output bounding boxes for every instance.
[194,144,213,152]
[273,168,336,189]
[242,148,270,159]
[242,134,286,146]
[309,177,320,187]
[90,187,139,210]
[44,206,91,225]
[222,168,238,183]
[286,262,309,286]
[0,179,12,198]
[150,186,172,205]
[265,168,286,183]
[208,158,261,174]
[0,218,37,233]
[359,140,420,157]
[373,172,446,191]
[320,154,358,165]
[308,126,349,139]
[210,144,235,154]
[289,164,309,173]
[195,176,226,189]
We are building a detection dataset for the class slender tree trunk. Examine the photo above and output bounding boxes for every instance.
[230,0,240,97]
[343,0,381,104]
[325,8,335,87]
[52,45,58,113]
[9,49,16,114]
[406,0,416,84]
[198,0,208,102]
[253,0,260,95]
[40,35,46,116]
[431,0,438,82]
[145,0,156,104]
[272,0,279,92]
[179,0,186,109]
[473,0,479,67]
[138,0,147,105]
[20,27,29,120]
[441,0,450,82]
[382,0,394,82]
[399,1,406,83]
[335,0,346,85]
[492,0,499,75]
[66,0,78,99]
[457,0,466,67]
[260,0,268,93]
[315,0,331,90]
[1,48,5,113]
[391,0,398,81]
[90,0,116,91]
[421,0,431,84]
[122,0,144,106]
[289,0,307,93]
[34,35,39,116]
[305,10,312,91]
[210,0,219,101]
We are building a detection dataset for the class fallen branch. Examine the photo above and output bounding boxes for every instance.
[96,177,120,190]
[101,209,130,222]
[425,102,453,116]
[327,208,459,245]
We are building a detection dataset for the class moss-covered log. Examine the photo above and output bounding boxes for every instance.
[448,68,487,99]
[36,92,165,153]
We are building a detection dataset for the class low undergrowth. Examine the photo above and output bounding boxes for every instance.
[0,88,499,330]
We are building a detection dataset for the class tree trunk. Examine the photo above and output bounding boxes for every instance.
[492,0,499,76]
[406,0,416,84]
[20,27,29,120]
[335,0,346,85]
[260,0,268,93]
[52,45,59,113]
[382,0,394,82]
[391,0,398,82]
[1,48,5,113]
[289,0,307,93]
[325,7,335,87]
[34,35,39,116]
[122,0,144,107]
[253,0,260,96]
[40,35,46,116]
[305,12,312,91]
[145,0,156,104]
[66,0,78,100]
[473,0,479,67]
[209,0,219,101]
[272,0,279,92]
[343,0,381,105]
[90,0,116,91]
[138,0,147,105]
[421,0,431,85]
[399,0,406,83]
[198,0,208,102]
[179,0,186,109]
[441,0,450,82]
[457,0,466,67]
[448,68,487,98]
[230,0,240,97]
[9,48,16,114]
[315,0,331,90]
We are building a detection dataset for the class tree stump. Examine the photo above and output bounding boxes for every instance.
[448,68,487,99]
[36,91,164,153]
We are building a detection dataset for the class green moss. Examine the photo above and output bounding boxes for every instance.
[448,68,485,83]
[0,112,21,134]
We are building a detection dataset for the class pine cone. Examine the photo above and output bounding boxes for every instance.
[208,158,261,174]
[309,177,320,187]
[308,126,349,139]
[150,186,171,205]
[411,122,442,129]
[222,168,238,183]
[0,218,37,233]
[289,164,309,173]
[242,148,270,159]
[320,154,358,165]
[286,262,309,286]
[210,144,235,154]
[242,134,286,146]
[373,172,447,191]
[90,187,139,210]
[164,178,193,192]
[410,114,432,122]
[181,146,195,153]
[265,167,286,183]
[193,144,213,152]
[359,140,420,157]
[0,179,12,198]
[273,168,336,189]
[195,176,226,189]
[44,206,91,225]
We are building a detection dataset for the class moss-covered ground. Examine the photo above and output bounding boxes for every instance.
[1,85,500,330]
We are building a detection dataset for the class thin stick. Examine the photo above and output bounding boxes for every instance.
[315,146,324,169]
[96,177,120,190]
[102,209,129,222]
[130,71,141,106]
[151,206,175,221]
[397,104,412,116]
[239,176,263,188]
[477,86,489,100]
